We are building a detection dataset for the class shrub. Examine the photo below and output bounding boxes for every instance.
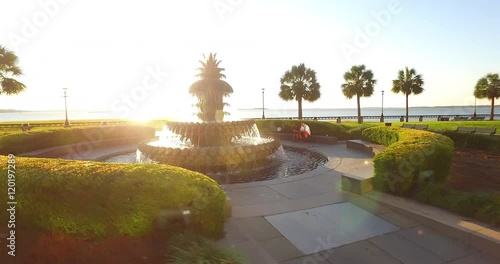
[439,130,500,153]
[363,127,454,195]
[416,183,500,227]
[0,156,226,239]
[169,231,246,263]
[0,125,155,155]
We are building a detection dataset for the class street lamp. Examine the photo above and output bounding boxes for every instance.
[380,90,384,122]
[473,97,477,120]
[63,88,70,128]
[261,88,265,119]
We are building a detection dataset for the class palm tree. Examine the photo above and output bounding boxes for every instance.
[279,63,321,119]
[341,65,376,124]
[474,73,500,121]
[392,67,424,122]
[189,53,233,122]
[0,45,26,99]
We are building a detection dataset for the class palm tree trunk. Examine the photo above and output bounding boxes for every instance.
[357,95,362,124]
[405,93,409,122]
[298,96,303,119]
[490,97,495,121]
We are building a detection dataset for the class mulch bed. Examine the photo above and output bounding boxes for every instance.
[0,226,170,264]
[446,149,500,193]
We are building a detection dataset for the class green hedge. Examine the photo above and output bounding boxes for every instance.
[363,127,455,195]
[255,119,377,140]
[0,156,226,239]
[416,183,500,227]
[0,125,155,155]
[439,131,500,153]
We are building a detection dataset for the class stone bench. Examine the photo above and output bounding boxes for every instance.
[346,139,386,157]
[414,124,429,130]
[475,127,496,136]
[341,166,374,195]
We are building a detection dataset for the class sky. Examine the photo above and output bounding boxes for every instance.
[0,0,499,120]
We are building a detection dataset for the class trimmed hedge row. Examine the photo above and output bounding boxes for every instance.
[416,183,500,227]
[439,130,500,153]
[362,127,455,195]
[0,156,226,239]
[255,119,378,140]
[0,125,155,155]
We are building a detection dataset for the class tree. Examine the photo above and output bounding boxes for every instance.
[392,67,424,122]
[0,45,26,98]
[189,53,233,122]
[474,73,500,121]
[279,63,321,119]
[341,65,376,124]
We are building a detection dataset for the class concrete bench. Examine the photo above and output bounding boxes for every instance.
[341,166,374,195]
[402,123,415,129]
[456,126,476,133]
[414,124,429,130]
[475,127,496,136]
[346,140,386,157]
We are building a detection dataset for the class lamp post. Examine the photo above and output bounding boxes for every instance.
[63,88,70,128]
[473,97,477,120]
[261,88,265,119]
[380,90,384,122]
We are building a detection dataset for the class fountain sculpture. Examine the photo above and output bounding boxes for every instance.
[137,53,281,174]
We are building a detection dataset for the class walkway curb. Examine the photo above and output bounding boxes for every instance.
[363,191,500,259]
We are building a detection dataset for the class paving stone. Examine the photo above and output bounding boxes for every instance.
[260,236,304,262]
[369,233,443,264]
[225,186,288,206]
[377,211,419,229]
[396,226,477,261]
[347,194,391,215]
[230,240,278,264]
[269,174,339,199]
[323,240,400,264]
[447,252,500,264]
[231,216,283,241]
[265,203,399,254]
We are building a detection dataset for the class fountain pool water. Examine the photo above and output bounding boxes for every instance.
[104,146,327,184]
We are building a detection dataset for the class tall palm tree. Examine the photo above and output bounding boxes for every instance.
[341,65,376,124]
[279,63,321,119]
[189,53,233,122]
[0,45,26,99]
[392,67,424,122]
[474,73,500,121]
